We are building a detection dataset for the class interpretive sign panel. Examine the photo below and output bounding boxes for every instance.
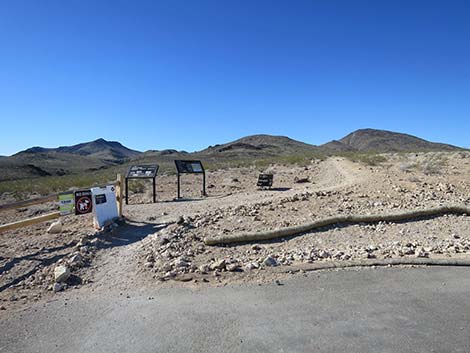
[257,174,273,188]
[174,160,206,199]
[126,165,159,179]
[125,165,159,204]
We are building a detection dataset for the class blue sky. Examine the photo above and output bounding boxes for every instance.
[1,0,469,155]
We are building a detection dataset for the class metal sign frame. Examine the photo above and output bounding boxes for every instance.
[257,173,273,188]
[174,160,206,199]
[125,165,159,204]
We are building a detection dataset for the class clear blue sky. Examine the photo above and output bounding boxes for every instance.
[1,0,469,155]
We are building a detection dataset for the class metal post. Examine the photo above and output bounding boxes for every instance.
[203,172,206,196]
[125,178,129,205]
[177,173,181,199]
[153,177,156,203]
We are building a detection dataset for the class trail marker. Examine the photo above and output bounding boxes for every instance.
[174,160,206,199]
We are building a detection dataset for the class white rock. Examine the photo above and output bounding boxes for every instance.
[54,265,71,283]
[210,259,226,271]
[47,221,62,234]
[263,256,278,267]
[52,282,64,293]
[226,263,240,272]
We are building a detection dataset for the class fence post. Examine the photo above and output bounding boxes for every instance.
[116,173,124,217]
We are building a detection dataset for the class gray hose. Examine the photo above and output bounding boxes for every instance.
[204,204,470,245]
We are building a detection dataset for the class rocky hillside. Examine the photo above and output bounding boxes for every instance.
[0,139,141,181]
[321,129,461,152]
[201,134,320,155]
[22,138,141,162]
[0,130,463,183]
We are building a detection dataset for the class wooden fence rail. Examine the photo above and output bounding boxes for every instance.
[0,174,123,233]
[0,194,58,212]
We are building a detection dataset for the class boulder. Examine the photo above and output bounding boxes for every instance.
[47,221,62,234]
[54,265,71,283]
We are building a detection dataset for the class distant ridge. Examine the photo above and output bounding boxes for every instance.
[0,129,464,182]
[20,138,141,161]
[321,129,461,152]
[201,134,319,155]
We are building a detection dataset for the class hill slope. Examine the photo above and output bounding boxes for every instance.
[0,130,464,183]
[321,129,461,152]
[0,139,141,181]
[22,138,141,162]
[201,134,320,155]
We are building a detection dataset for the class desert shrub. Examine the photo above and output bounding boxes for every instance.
[0,171,116,200]
[420,154,448,175]
[399,162,418,173]
[128,180,146,194]
[345,153,387,166]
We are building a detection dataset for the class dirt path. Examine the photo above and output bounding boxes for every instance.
[83,158,367,293]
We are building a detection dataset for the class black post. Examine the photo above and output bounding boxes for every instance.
[202,172,206,196]
[177,173,181,199]
[153,177,156,203]
[125,178,129,205]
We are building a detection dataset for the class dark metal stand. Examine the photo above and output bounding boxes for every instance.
[202,172,207,196]
[125,176,156,205]
[177,173,181,199]
[177,172,206,199]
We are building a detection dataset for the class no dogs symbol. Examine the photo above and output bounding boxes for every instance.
[74,190,93,215]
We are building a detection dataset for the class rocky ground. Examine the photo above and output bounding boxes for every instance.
[1,151,470,312]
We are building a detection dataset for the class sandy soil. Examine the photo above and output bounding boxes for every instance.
[1,151,470,312]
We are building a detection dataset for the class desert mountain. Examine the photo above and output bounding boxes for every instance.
[21,138,141,162]
[0,139,141,181]
[0,130,463,182]
[201,134,320,155]
[321,129,461,152]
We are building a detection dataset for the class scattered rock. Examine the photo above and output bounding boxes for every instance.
[47,221,62,234]
[294,177,310,184]
[226,263,241,272]
[245,262,260,270]
[68,253,84,267]
[54,265,71,283]
[263,256,278,267]
[210,259,226,271]
[52,282,65,293]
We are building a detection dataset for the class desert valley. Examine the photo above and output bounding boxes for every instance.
[1,128,469,313]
